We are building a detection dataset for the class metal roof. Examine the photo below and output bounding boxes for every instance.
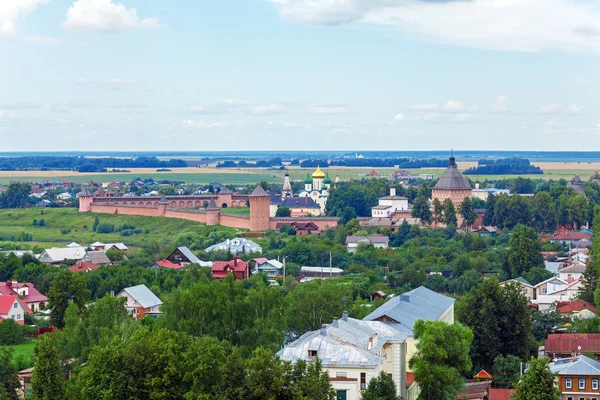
[249,185,269,197]
[176,246,202,264]
[546,334,600,353]
[119,284,163,309]
[345,235,390,244]
[277,316,408,368]
[433,156,472,190]
[549,355,600,375]
[363,286,455,335]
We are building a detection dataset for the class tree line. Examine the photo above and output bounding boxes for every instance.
[0,156,186,171]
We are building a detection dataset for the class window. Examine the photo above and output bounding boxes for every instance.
[593,379,599,390]
[336,390,347,400]
[13,303,17,308]
[567,398,572,400]
[17,314,20,320]
[579,378,586,390]
[566,378,572,389]
[308,350,318,357]
[360,373,366,390]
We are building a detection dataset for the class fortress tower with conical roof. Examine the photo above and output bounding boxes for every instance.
[431,154,472,208]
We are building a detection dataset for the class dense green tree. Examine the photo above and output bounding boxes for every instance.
[442,198,457,226]
[31,334,65,400]
[0,319,24,345]
[409,319,473,400]
[48,269,91,329]
[582,232,600,302]
[532,192,555,232]
[275,206,291,217]
[0,348,20,400]
[458,197,477,229]
[92,216,99,232]
[492,354,521,387]
[0,182,32,208]
[411,195,431,223]
[515,357,560,400]
[493,194,511,229]
[361,371,400,400]
[432,198,444,226]
[506,224,544,278]
[532,311,565,341]
[569,194,589,229]
[457,279,535,370]
[506,195,532,229]
[482,193,496,226]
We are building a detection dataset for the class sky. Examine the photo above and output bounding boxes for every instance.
[0,0,599,152]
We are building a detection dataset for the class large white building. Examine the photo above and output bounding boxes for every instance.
[371,183,410,218]
[298,165,332,213]
[278,312,409,400]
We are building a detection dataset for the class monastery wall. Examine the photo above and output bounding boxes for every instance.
[220,214,252,230]
[270,217,339,230]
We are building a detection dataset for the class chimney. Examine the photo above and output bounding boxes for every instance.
[6,281,12,288]
[400,294,410,302]
[342,311,348,322]
[368,337,373,350]
[332,318,339,328]
[234,257,238,266]
[320,324,327,336]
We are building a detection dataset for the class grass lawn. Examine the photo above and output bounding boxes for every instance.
[221,207,250,216]
[0,208,242,249]
[3,341,36,366]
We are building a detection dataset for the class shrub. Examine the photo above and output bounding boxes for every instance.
[96,223,115,234]
[60,228,71,235]
[0,319,24,345]
[32,219,38,226]
[17,232,33,242]
[38,219,45,226]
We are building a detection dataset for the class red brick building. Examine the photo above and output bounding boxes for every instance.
[212,258,250,280]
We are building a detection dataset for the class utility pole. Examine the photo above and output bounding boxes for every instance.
[282,257,286,288]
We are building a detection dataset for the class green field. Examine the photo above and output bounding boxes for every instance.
[221,207,250,216]
[0,208,241,249]
[0,172,280,185]
[3,341,36,366]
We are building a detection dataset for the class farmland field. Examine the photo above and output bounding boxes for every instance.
[0,208,240,250]
[3,341,36,366]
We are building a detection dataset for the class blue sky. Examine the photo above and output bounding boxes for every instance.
[0,0,598,151]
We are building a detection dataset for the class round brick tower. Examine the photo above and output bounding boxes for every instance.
[431,154,472,209]
[249,185,271,231]
[205,198,221,226]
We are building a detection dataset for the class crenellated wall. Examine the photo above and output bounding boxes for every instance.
[83,195,338,232]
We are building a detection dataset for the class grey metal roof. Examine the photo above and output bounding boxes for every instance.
[550,355,600,375]
[433,156,472,190]
[176,246,202,264]
[204,237,262,254]
[363,286,455,335]
[279,196,320,209]
[206,198,219,210]
[278,316,408,368]
[249,185,269,197]
[121,284,163,309]
[345,236,390,244]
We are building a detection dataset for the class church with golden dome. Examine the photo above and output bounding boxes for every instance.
[298,165,332,213]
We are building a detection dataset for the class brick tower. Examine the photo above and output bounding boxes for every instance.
[205,198,221,226]
[249,185,271,231]
[78,186,94,212]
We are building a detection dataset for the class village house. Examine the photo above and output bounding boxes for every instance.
[363,286,455,372]
[345,236,389,252]
[252,259,284,278]
[69,261,102,273]
[558,260,587,281]
[300,266,344,279]
[549,355,600,400]
[556,299,598,319]
[90,242,129,252]
[150,259,184,270]
[117,284,163,320]
[0,295,30,324]
[164,246,211,267]
[499,277,534,302]
[533,277,583,311]
[38,247,88,265]
[545,334,600,361]
[549,228,593,244]
[275,221,320,235]
[278,312,410,400]
[205,237,262,254]
[211,258,250,280]
[0,281,47,312]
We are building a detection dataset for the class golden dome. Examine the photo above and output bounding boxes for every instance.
[312,165,325,179]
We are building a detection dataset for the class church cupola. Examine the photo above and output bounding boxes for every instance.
[390,182,396,197]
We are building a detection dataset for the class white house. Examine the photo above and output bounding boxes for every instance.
[117,284,163,320]
[533,278,583,311]
[252,259,284,278]
[0,295,29,325]
[56,192,73,200]
[38,247,88,264]
[558,260,586,281]
[363,286,455,372]
[345,236,389,252]
[278,312,409,400]
[371,183,410,218]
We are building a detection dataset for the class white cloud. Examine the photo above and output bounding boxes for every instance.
[181,120,227,129]
[307,105,349,114]
[409,103,439,111]
[0,0,49,37]
[223,98,245,106]
[0,100,42,110]
[492,95,508,113]
[393,113,409,121]
[454,113,472,123]
[78,77,139,90]
[22,35,63,45]
[63,0,161,33]
[566,104,584,114]
[442,100,464,112]
[269,0,600,53]
[595,123,600,130]
[540,103,563,113]
[253,104,284,115]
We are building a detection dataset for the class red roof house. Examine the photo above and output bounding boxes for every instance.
[212,258,250,281]
[550,228,592,242]
[0,281,47,312]
[545,333,600,359]
[0,295,30,325]
[473,370,493,381]
[151,260,184,270]
[556,298,597,315]
[69,261,101,273]
[489,389,515,400]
